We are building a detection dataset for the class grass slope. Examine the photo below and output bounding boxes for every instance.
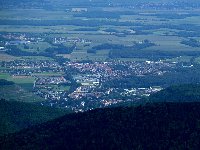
[0,84,43,103]
[1,102,200,149]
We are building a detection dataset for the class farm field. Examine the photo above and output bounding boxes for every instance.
[0,73,35,90]
[1,9,200,61]
[0,84,44,102]
[0,53,19,62]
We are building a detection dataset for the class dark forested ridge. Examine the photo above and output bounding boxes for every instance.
[1,102,200,150]
[0,99,69,136]
[150,84,200,102]
[0,79,14,86]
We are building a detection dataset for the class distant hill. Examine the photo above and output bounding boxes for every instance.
[1,102,200,149]
[1,0,199,9]
[150,84,200,102]
[0,99,69,136]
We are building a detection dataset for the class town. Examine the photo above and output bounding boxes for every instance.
[1,57,182,112]
[1,31,197,111]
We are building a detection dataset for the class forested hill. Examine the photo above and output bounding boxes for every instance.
[1,102,200,149]
[150,84,200,102]
[0,99,69,136]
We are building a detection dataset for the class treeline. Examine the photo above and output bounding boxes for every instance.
[2,19,199,33]
[175,31,200,37]
[181,39,200,47]
[63,71,81,94]
[73,11,137,19]
[0,79,14,86]
[135,24,200,32]
[102,65,200,89]
[73,11,121,19]
[45,44,75,54]
[90,40,155,54]
[142,13,199,19]
[6,45,40,56]
[0,19,140,27]
[6,44,74,57]
[74,27,99,31]
[109,49,200,59]
[150,84,200,102]
[92,43,125,50]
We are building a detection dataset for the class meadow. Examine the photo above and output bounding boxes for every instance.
[1,8,200,61]
[0,83,44,102]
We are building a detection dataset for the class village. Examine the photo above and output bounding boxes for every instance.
[0,32,189,111]
[0,57,179,111]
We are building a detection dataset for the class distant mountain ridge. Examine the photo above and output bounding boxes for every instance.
[1,0,199,9]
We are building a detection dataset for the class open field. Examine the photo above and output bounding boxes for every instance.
[0,84,44,102]
[164,56,193,63]
[0,73,35,84]
[17,42,52,53]
[0,73,35,90]
[1,9,200,61]
[21,56,54,61]
[32,72,64,76]
[48,85,70,92]
[0,53,19,62]
[194,57,200,64]
[0,9,71,20]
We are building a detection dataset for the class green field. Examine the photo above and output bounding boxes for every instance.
[0,73,35,90]
[0,9,71,20]
[17,41,52,53]
[21,56,54,61]
[0,53,19,62]
[164,56,193,63]
[32,72,64,76]
[0,84,44,102]
[50,85,70,91]
[1,9,200,62]
[0,74,43,102]
[0,73,35,83]
[194,57,200,64]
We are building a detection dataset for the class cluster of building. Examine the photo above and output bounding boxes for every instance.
[67,60,175,82]
[63,60,175,103]
[1,60,62,76]
[34,76,69,101]
[2,33,44,46]
[35,76,67,85]
[54,37,91,44]
[0,58,178,111]
[121,87,163,97]
[71,8,88,12]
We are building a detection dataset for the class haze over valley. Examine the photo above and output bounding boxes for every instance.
[1,0,200,149]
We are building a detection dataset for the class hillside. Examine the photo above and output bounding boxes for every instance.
[0,79,44,103]
[0,99,69,136]
[150,84,200,102]
[1,102,200,149]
